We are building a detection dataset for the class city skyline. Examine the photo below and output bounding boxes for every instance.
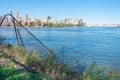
[0,10,86,27]
[0,0,120,24]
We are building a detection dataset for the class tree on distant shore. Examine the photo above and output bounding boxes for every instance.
[36,20,41,26]
[29,21,36,27]
[46,22,53,27]
[24,22,29,26]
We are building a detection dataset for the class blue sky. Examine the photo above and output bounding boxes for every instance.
[0,0,120,24]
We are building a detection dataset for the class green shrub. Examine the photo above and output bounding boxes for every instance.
[83,62,120,80]
[1,46,120,80]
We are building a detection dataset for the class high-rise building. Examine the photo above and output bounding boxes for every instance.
[30,17,35,22]
[16,11,20,19]
[83,23,86,26]
[56,19,63,24]
[47,16,51,20]
[78,18,83,26]
[73,19,79,25]
[65,18,72,24]
[10,11,13,15]
[25,14,29,22]
[41,17,45,27]
[47,16,53,23]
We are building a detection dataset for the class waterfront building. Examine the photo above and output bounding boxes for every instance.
[78,18,83,26]
[47,16,53,23]
[16,11,20,20]
[30,17,35,22]
[41,18,45,27]
[10,11,13,15]
[54,18,63,24]
[25,14,29,22]
[65,18,72,24]
[73,19,79,25]
[58,19,64,24]
[83,23,86,26]
[47,16,51,21]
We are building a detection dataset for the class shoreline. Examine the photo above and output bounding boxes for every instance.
[0,44,120,79]
[1,26,120,28]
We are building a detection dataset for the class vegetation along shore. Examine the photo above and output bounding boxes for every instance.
[0,37,120,80]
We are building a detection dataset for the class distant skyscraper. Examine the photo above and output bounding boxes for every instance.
[16,11,20,19]
[10,11,13,15]
[72,19,78,25]
[25,14,29,22]
[10,11,13,25]
[78,18,83,26]
[30,17,35,22]
[83,23,86,26]
[41,17,45,27]
[47,16,53,23]
[47,16,52,20]
[65,18,72,24]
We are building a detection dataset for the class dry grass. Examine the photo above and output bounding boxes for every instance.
[0,45,120,80]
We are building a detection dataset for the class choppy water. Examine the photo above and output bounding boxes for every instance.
[0,27,120,67]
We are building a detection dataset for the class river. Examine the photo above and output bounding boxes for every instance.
[0,27,120,67]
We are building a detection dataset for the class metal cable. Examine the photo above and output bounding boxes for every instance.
[0,14,52,55]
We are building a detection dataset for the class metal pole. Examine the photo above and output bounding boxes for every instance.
[17,28,25,47]
[12,18,20,45]
[0,14,52,55]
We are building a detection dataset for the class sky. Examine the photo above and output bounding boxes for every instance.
[0,0,120,24]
